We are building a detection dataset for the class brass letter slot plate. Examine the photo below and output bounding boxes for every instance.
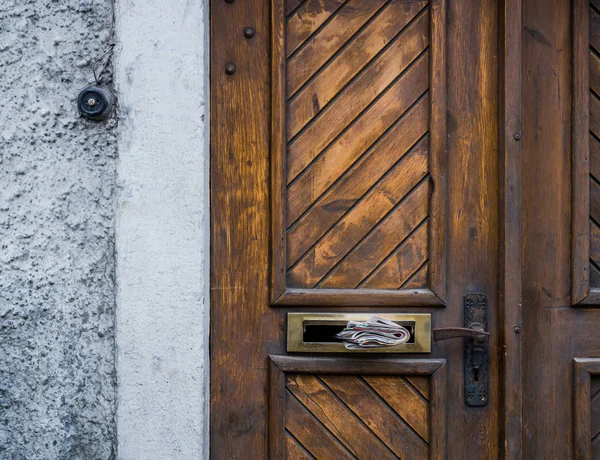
[287,313,431,353]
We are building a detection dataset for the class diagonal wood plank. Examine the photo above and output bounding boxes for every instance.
[287,0,426,138]
[321,375,428,460]
[287,22,429,181]
[590,258,600,286]
[593,381,600,439]
[287,112,428,266]
[364,375,429,442]
[287,81,429,225]
[405,376,430,400]
[590,178,600,224]
[286,432,316,460]
[286,0,346,57]
[288,146,428,287]
[591,5,600,53]
[320,182,429,288]
[287,374,397,459]
[592,376,600,397]
[287,124,428,267]
[591,219,600,264]
[591,135,600,180]
[287,0,388,96]
[402,262,428,289]
[285,392,355,460]
[287,0,307,16]
[361,221,429,289]
[591,50,600,96]
[591,93,600,137]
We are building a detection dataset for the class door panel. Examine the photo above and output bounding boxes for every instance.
[574,0,600,305]
[271,0,447,305]
[523,0,600,458]
[268,357,446,459]
[574,359,600,458]
[211,0,500,457]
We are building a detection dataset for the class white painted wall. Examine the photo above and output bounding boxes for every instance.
[114,0,210,458]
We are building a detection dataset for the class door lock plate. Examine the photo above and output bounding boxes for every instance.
[464,294,489,406]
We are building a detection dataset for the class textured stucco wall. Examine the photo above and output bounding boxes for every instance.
[115,0,210,458]
[0,1,117,459]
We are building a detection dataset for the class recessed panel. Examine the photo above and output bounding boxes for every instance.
[271,0,447,305]
[269,356,446,459]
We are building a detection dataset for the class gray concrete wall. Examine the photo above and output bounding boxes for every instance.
[0,1,118,459]
[114,0,210,458]
[1,1,209,458]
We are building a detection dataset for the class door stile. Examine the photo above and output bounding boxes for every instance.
[499,0,524,457]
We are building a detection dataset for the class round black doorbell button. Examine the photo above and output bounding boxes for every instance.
[77,86,115,121]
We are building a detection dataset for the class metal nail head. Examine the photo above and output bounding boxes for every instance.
[225,63,236,75]
[243,27,255,39]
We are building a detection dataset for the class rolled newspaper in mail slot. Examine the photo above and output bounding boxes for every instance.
[335,316,411,349]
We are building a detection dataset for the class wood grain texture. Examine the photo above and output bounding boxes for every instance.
[572,0,600,305]
[211,0,279,455]
[319,175,429,289]
[573,0,590,304]
[286,0,346,57]
[287,20,429,181]
[287,148,428,288]
[591,3,600,295]
[268,356,446,459]
[286,0,387,97]
[522,1,600,459]
[573,359,600,459]
[443,0,500,455]
[285,433,315,460]
[213,0,507,457]
[499,0,523,456]
[286,102,429,264]
[287,0,428,138]
[270,0,448,301]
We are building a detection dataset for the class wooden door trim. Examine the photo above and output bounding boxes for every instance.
[573,0,592,305]
[573,358,600,458]
[268,356,447,459]
[269,0,448,307]
[499,0,524,456]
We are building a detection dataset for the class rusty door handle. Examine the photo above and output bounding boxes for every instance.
[432,323,490,345]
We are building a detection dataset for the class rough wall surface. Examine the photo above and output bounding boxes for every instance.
[115,0,210,458]
[0,1,117,459]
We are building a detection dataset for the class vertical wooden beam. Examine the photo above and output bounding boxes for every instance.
[429,0,448,303]
[270,0,287,303]
[210,0,280,456]
[573,359,593,459]
[572,0,591,305]
[499,0,523,457]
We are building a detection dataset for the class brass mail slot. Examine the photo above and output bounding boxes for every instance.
[287,313,431,353]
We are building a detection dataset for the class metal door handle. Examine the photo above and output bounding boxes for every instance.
[433,323,490,345]
[433,294,489,406]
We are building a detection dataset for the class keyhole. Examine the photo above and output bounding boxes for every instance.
[473,367,480,382]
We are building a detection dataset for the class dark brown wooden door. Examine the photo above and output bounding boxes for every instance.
[522,0,600,458]
[211,0,600,458]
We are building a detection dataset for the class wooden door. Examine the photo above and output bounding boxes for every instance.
[211,0,501,457]
[521,0,600,458]
[211,0,600,458]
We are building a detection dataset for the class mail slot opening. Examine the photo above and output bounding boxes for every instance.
[302,320,416,344]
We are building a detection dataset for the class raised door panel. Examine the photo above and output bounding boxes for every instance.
[271,0,447,306]
[573,0,600,305]
[269,356,446,459]
[574,359,600,458]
